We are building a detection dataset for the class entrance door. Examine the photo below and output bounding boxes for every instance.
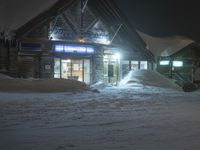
[61,59,71,79]
[57,58,90,83]
[71,60,83,82]
[103,55,119,85]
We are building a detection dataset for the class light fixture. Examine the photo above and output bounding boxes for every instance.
[160,60,170,65]
[78,36,85,43]
[112,53,121,60]
[173,61,183,67]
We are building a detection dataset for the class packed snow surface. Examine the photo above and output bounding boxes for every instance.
[1,71,200,150]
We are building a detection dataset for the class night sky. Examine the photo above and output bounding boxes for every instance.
[115,0,200,42]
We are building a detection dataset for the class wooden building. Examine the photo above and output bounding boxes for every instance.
[157,42,200,83]
[0,0,154,84]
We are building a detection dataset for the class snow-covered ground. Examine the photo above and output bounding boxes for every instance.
[1,71,200,150]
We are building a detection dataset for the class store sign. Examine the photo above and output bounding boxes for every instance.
[55,45,94,54]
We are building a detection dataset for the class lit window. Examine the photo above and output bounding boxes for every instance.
[140,61,148,70]
[160,60,170,65]
[173,61,183,67]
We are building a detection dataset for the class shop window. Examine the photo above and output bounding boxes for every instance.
[131,61,139,70]
[140,61,148,70]
[84,59,91,84]
[173,61,183,67]
[54,58,60,78]
[122,61,129,77]
[160,60,170,65]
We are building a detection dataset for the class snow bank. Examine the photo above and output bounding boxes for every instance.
[0,78,88,92]
[0,73,13,79]
[119,70,181,90]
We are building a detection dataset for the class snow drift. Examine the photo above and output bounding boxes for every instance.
[119,70,181,90]
[0,77,88,92]
[0,73,13,79]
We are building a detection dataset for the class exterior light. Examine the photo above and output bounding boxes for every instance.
[96,37,110,45]
[173,61,183,67]
[79,37,85,43]
[113,53,121,60]
[160,60,170,65]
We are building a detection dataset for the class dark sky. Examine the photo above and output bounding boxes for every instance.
[115,0,200,42]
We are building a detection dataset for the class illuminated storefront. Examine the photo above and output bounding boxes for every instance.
[53,44,95,84]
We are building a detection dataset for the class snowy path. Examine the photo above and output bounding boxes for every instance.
[1,86,200,150]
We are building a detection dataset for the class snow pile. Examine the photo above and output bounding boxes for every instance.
[0,73,13,79]
[119,70,181,90]
[0,78,88,92]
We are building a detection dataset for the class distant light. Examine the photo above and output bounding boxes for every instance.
[173,61,183,67]
[160,60,170,65]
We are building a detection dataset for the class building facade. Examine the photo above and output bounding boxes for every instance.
[157,43,200,84]
[0,0,154,85]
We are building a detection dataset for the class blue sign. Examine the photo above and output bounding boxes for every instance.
[21,42,41,50]
[55,44,94,54]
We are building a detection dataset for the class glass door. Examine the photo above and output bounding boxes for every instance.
[61,59,71,79]
[103,55,119,85]
[55,58,91,83]
[71,60,83,82]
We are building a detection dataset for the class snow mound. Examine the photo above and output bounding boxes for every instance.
[0,78,88,92]
[119,70,181,90]
[0,73,13,79]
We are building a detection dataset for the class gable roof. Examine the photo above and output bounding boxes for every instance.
[138,31,194,57]
[14,0,146,49]
[0,0,155,60]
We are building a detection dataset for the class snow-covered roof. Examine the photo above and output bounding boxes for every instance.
[137,31,194,57]
[0,0,58,32]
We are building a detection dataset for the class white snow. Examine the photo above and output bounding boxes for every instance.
[137,31,194,57]
[1,71,200,150]
[0,73,13,79]
[0,73,88,92]
[119,70,181,90]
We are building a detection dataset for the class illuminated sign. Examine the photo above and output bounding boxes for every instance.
[55,45,94,54]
